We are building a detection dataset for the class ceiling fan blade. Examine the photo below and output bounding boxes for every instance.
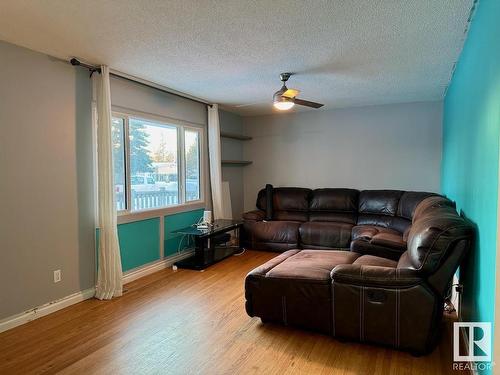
[282,88,300,98]
[292,98,324,108]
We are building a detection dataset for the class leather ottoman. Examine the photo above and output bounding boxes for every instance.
[245,249,359,334]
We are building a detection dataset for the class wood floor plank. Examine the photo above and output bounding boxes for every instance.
[0,250,468,374]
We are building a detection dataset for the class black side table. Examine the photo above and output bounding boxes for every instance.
[173,219,243,270]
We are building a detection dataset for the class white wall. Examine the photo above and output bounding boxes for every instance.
[243,101,443,211]
[0,41,95,319]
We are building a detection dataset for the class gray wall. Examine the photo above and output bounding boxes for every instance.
[0,41,95,319]
[242,101,443,211]
[110,75,207,126]
[220,110,245,219]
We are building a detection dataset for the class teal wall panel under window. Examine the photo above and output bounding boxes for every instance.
[164,209,204,256]
[96,209,204,272]
[441,1,499,372]
[117,218,160,272]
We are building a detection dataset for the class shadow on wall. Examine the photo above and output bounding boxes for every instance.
[457,210,479,323]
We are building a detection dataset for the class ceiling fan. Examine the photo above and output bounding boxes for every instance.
[273,73,324,110]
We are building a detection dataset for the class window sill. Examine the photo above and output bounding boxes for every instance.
[116,201,205,224]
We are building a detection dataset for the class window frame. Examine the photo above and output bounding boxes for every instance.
[110,115,128,212]
[183,126,202,203]
[112,108,205,222]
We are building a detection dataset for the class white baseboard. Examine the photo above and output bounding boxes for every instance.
[0,250,194,334]
[123,250,194,284]
[0,287,96,334]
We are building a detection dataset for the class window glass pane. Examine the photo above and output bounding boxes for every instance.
[185,129,200,201]
[112,117,126,211]
[129,118,178,211]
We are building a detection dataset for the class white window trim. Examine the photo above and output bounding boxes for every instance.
[112,108,206,223]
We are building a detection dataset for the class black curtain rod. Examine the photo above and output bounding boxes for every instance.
[70,58,212,108]
[70,58,101,74]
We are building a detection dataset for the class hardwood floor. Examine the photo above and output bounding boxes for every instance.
[0,250,467,374]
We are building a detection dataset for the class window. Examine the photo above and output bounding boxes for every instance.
[185,129,200,202]
[111,114,203,213]
[112,118,126,210]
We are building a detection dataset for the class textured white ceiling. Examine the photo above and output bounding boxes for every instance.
[0,0,473,116]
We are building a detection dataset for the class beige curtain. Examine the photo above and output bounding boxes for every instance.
[208,104,224,220]
[94,65,123,300]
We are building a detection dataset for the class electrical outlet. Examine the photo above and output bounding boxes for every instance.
[53,269,62,283]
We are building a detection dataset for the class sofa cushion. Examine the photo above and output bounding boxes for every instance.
[299,221,353,249]
[274,211,309,221]
[267,250,360,281]
[309,188,358,224]
[247,220,301,244]
[352,225,400,241]
[351,225,406,262]
[245,249,301,277]
[245,249,359,334]
[353,255,398,268]
[370,232,406,250]
[350,239,405,261]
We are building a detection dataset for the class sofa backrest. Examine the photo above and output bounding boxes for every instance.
[412,195,456,222]
[404,197,473,275]
[254,187,437,230]
[309,188,359,224]
[257,187,312,221]
[357,190,406,230]
[397,191,439,220]
[356,190,438,233]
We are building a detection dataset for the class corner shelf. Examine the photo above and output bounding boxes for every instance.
[220,132,252,141]
[221,160,253,166]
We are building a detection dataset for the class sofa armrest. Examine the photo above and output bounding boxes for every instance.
[242,209,266,221]
[331,264,423,288]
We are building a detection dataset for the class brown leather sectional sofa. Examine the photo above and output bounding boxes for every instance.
[243,187,474,354]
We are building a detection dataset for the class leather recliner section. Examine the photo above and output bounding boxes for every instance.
[244,195,475,354]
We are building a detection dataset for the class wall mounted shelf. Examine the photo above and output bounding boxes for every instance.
[221,160,253,166]
[220,132,252,141]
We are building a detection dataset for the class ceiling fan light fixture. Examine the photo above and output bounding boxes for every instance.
[273,100,295,110]
[273,91,294,110]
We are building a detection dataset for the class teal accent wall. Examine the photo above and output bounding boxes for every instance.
[441,0,500,371]
[96,208,204,272]
[164,208,204,256]
[118,218,160,272]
